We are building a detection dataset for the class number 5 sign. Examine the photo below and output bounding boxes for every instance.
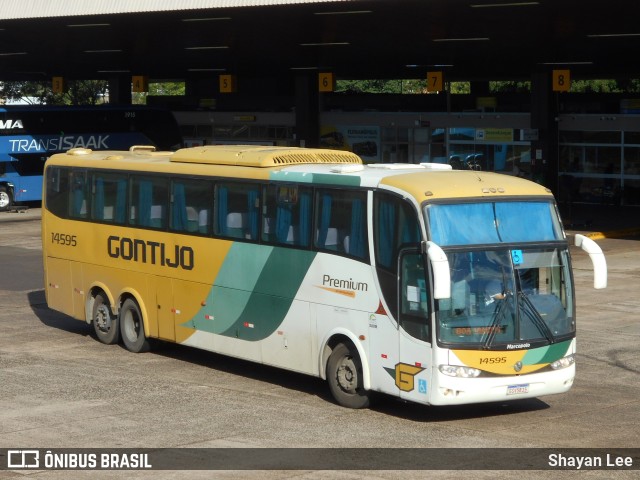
[426,71,443,93]
[219,74,237,93]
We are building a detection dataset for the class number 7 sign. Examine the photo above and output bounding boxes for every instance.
[426,71,443,93]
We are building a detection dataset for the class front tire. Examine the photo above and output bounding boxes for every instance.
[327,342,370,409]
[119,298,150,353]
[92,293,119,344]
[0,186,12,212]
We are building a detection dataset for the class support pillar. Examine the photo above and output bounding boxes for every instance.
[530,71,559,193]
[108,75,132,105]
[294,73,319,148]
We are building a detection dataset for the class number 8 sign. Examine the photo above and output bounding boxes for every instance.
[552,69,571,92]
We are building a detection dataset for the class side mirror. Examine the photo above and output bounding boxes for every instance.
[427,241,451,299]
[574,234,607,289]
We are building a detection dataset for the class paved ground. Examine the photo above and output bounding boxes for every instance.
[0,207,638,479]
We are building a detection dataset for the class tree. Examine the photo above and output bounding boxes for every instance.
[0,79,107,105]
[132,81,185,105]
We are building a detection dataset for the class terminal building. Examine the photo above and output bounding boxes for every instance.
[0,0,639,205]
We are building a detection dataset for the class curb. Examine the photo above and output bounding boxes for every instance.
[582,227,640,240]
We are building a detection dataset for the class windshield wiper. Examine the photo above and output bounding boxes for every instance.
[518,292,555,343]
[483,296,508,349]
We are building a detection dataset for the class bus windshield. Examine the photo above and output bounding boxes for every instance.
[425,200,574,348]
[427,200,563,246]
[436,248,574,348]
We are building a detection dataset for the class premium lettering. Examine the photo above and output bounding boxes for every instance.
[107,235,194,270]
[322,274,368,292]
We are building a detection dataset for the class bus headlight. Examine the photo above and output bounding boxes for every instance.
[439,365,481,378]
[550,354,575,370]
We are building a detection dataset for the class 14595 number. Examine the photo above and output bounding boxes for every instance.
[51,232,77,247]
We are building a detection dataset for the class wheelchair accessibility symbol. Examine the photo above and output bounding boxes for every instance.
[418,379,427,394]
[511,249,523,265]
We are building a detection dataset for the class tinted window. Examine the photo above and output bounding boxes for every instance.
[91,171,128,224]
[214,182,260,240]
[262,184,312,247]
[315,189,368,260]
[129,175,169,228]
[170,178,212,234]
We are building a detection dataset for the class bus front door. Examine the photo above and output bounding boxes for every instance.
[397,250,431,405]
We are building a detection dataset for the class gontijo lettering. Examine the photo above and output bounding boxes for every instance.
[107,235,194,270]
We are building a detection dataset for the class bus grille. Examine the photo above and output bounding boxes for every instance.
[272,152,361,165]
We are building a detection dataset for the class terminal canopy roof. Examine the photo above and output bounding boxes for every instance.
[0,0,637,82]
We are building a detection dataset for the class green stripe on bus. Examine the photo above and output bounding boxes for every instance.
[522,340,571,365]
[270,171,361,187]
[184,244,316,341]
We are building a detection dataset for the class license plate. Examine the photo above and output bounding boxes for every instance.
[507,384,530,395]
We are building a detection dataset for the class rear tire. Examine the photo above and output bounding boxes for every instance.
[0,186,12,212]
[119,298,150,353]
[92,293,119,345]
[327,342,370,409]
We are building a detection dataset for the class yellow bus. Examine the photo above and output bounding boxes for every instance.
[42,145,606,408]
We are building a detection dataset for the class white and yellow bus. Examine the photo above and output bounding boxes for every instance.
[42,145,607,408]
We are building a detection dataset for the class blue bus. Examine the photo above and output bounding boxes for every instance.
[0,105,182,211]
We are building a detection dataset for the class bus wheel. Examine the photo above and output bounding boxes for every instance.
[92,293,119,345]
[0,186,12,212]
[327,342,370,409]
[119,298,150,353]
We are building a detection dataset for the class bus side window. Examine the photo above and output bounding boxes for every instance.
[263,185,312,247]
[45,166,70,218]
[214,182,260,240]
[130,175,169,229]
[170,179,212,234]
[69,170,89,219]
[314,189,368,260]
[92,172,127,224]
[399,251,431,342]
[375,193,420,270]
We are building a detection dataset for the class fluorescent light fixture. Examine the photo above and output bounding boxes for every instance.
[433,37,489,42]
[84,49,122,53]
[67,23,110,28]
[300,42,350,46]
[314,10,372,15]
[470,2,539,7]
[290,66,319,70]
[587,33,640,38]
[181,17,231,22]
[405,63,454,68]
[0,52,27,56]
[539,61,593,65]
[188,68,227,72]
[185,46,229,50]
[97,69,130,73]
